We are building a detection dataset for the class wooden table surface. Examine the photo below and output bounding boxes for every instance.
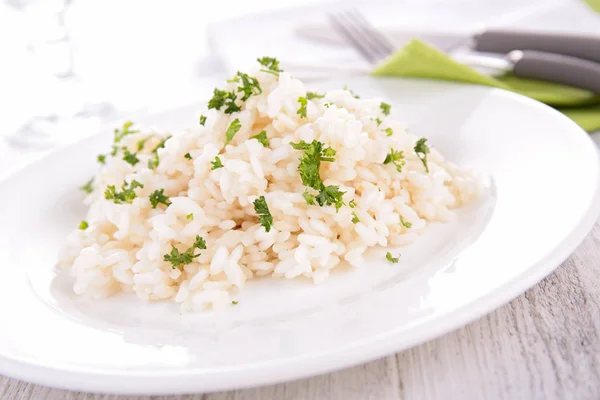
[2,219,599,400]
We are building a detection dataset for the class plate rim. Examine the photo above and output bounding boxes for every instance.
[1,78,599,394]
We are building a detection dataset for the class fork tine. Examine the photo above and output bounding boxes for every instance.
[347,9,395,56]
[329,13,380,63]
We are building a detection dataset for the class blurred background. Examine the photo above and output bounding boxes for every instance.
[1,0,599,175]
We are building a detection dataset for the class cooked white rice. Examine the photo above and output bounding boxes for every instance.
[59,60,482,312]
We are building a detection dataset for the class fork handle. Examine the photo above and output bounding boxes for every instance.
[475,29,600,64]
[509,50,600,94]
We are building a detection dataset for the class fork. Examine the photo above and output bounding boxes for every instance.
[328,9,600,93]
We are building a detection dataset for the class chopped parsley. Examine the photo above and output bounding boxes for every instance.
[380,102,391,116]
[136,137,150,151]
[351,212,360,224]
[253,195,273,232]
[343,84,360,99]
[349,199,357,208]
[113,121,138,143]
[110,145,119,157]
[163,235,207,268]
[225,118,242,145]
[80,178,94,194]
[147,135,171,170]
[184,152,192,160]
[252,130,269,147]
[373,117,383,126]
[78,220,89,230]
[386,252,400,263]
[414,138,431,173]
[324,103,332,108]
[232,300,239,305]
[257,56,283,75]
[302,190,316,205]
[97,154,106,164]
[186,213,194,221]
[297,96,308,118]
[385,127,393,137]
[149,189,171,209]
[315,185,345,211]
[211,156,223,170]
[208,88,241,114]
[122,149,139,166]
[199,115,207,126]
[290,140,336,190]
[400,215,412,229]
[307,92,325,100]
[383,148,405,173]
[104,180,144,204]
[236,72,262,101]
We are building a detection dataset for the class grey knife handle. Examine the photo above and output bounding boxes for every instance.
[475,29,600,64]
[509,50,600,93]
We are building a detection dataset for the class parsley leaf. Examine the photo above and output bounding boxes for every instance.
[149,189,171,209]
[211,156,223,170]
[351,212,360,224]
[225,118,242,145]
[186,213,194,221]
[414,138,431,173]
[184,152,192,160]
[302,190,316,205]
[324,103,332,108]
[208,88,241,114]
[252,130,269,147]
[373,117,382,126]
[232,300,239,305]
[136,137,150,151]
[97,154,106,164]
[297,96,308,118]
[306,92,325,100]
[78,220,89,230]
[236,72,262,101]
[113,121,138,143]
[380,102,391,116]
[400,215,412,228]
[257,56,283,75]
[316,185,345,211]
[148,154,159,170]
[385,127,393,137]
[290,140,336,190]
[349,199,356,208]
[343,84,360,99]
[104,180,144,204]
[80,178,94,194]
[199,115,207,126]
[163,235,207,268]
[386,252,400,263]
[122,149,139,166]
[383,149,405,173]
[253,195,273,232]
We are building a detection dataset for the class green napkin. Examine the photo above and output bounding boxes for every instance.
[585,0,600,13]
[370,39,600,132]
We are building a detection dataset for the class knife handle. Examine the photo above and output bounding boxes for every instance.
[475,29,600,64]
[509,50,600,94]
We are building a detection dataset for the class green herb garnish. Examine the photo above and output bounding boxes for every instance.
[257,56,283,75]
[302,190,316,205]
[349,199,356,208]
[385,127,393,137]
[136,137,150,151]
[211,156,223,170]
[163,235,207,268]
[253,195,273,232]
[225,118,242,145]
[297,96,308,118]
[380,102,391,116]
[78,221,89,230]
[252,130,269,147]
[113,121,138,143]
[186,213,194,221]
[307,92,325,100]
[122,150,139,166]
[383,149,405,173]
[386,252,400,263]
[290,140,335,190]
[149,189,171,209]
[351,212,360,224]
[80,178,94,194]
[343,84,360,99]
[97,154,106,164]
[199,115,207,126]
[414,138,430,173]
[373,117,382,126]
[400,215,412,229]
[232,300,239,305]
[315,185,345,211]
[184,153,192,160]
[104,180,144,204]
[236,72,262,101]
[208,88,241,114]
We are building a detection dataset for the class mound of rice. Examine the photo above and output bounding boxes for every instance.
[59,59,482,312]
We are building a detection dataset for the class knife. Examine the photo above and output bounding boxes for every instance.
[295,24,600,64]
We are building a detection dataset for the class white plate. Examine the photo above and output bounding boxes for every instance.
[0,78,598,395]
